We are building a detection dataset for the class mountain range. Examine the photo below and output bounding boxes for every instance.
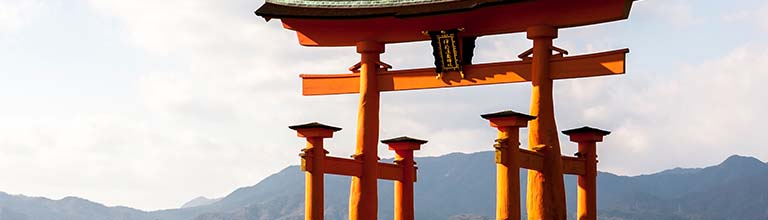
[0,151,766,220]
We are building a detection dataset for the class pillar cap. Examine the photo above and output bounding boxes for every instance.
[289,122,341,138]
[526,25,558,39]
[382,136,427,151]
[562,126,611,142]
[356,41,385,53]
[481,110,536,128]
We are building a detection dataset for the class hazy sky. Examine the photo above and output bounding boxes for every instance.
[1,0,767,211]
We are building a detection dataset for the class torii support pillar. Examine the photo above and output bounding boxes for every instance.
[526,26,568,220]
[350,41,385,220]
[289,122,343,220]
[382,137,427,220]
[482,110,536,220]
[562,126,611,220]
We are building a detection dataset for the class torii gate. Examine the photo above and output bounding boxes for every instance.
[256,0,634,219]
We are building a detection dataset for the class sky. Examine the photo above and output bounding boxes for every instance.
[1,0,768,212]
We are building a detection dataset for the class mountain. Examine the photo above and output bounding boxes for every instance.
[181,197,222,209]
[0,152,766,220]
[596,155,768,220]
[0,192,150,220]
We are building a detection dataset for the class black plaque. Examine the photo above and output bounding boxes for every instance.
[428,29,462,77]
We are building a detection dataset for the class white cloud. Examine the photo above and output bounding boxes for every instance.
[760,3,768,31]
[52,0,399,211]
[637,0,697,26]
[556,44,768,175]
[718,1,768,32]
[0,0,364,211]
[0,0,49,34]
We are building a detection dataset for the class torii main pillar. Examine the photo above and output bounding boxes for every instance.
[526,26,567,220]
[349,41,385,220]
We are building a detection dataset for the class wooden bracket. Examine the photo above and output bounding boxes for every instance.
[562,156,586,175]
[518,46,569,60]
[494,137,520,164]
[349,61,392,72]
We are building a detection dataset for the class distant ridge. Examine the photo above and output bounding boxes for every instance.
[181,196,222,209]
[0,152,766,220]
[718,155,766,170]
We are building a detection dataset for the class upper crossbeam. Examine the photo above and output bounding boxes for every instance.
[301,49,628,96]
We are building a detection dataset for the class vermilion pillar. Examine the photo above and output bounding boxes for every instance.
[382,137,427,220]
[350,41,385,220]
[562,126,610,220]
[526,26,568,220]
[289,122,343,220]
[481,110,536,220]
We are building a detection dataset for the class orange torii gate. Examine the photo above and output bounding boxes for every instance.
[256,0,635,219]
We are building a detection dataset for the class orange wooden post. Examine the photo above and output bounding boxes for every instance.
[382,137,427,220]
[481,110,536,220]
[350,41,385,220]
[525,25,568,220]
[562,126,611,220]
[289,122,343,220]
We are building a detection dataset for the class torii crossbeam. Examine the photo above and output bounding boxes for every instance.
[301,49,627,95]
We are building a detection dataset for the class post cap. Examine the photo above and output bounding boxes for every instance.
[481,110,536,128]
[356,41,385,53]
[562,126,611,142]
[288,122,341,138]
[382,136,427,151]
[526,25,558,39]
